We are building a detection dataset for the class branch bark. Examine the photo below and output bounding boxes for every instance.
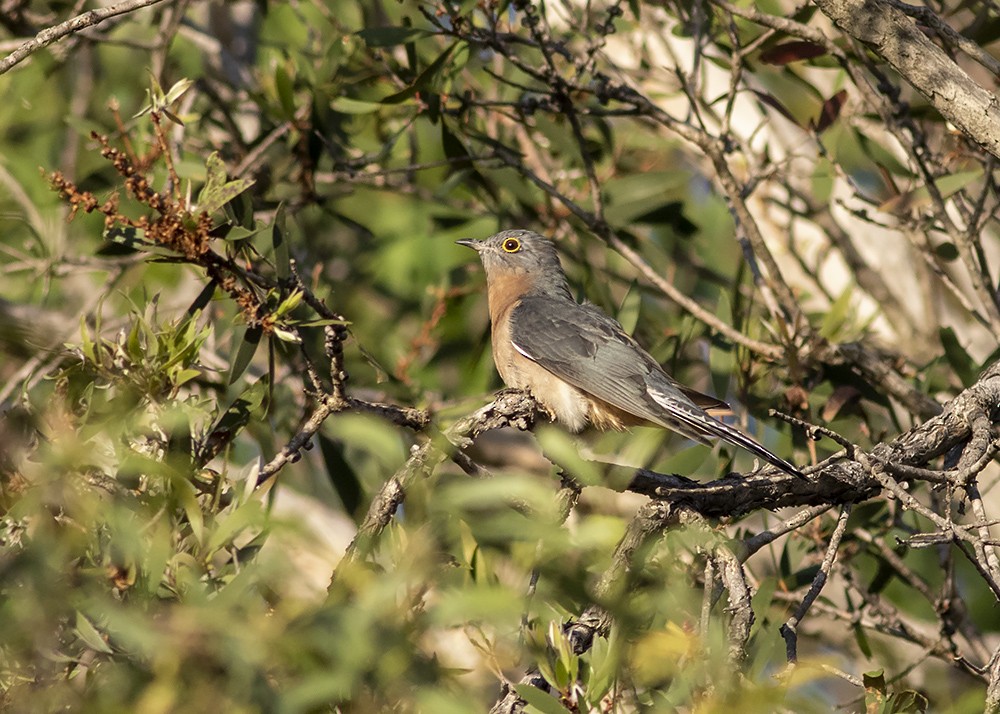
[0,0,172,76]
[814,0,1000,160]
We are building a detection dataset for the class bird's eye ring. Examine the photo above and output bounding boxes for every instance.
[502,237,521,253]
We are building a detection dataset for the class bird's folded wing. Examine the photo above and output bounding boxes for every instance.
[510,296,806,479]
[509,295,699,426]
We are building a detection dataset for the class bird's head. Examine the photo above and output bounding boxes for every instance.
[457,230,569,296]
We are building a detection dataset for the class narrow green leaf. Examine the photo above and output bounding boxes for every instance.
[616,281,641,334]
[173,368,201,387]
[380,43,457,104]
[222,224,265,242]
[356,26,432,47]
[330,97,385,114]
[819,287,854,340]
[296,318,351,327]
[271,327,301,343]
[272,202,290,280]
[74,611,113,655]
[853,622,873,658]
[229,325,263,385]
[273,289,303,318]
[186,280,217,317]
[274,64,295,118]
[80,315,95,362]
[319,433,363,516]
[535,425,602,487]
[175,478,204,545]
[163,77,194,105]
[939,327,976,387]
[887,690,929,713]
[879,169,983,213]
[199,152,227,206]
[206,500,264,553]
[514,685,568,714]
[197,153,255,215]
[202,378,270,461]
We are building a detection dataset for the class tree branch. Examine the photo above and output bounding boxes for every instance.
[814,0,1000,161]
[0,0,172,76]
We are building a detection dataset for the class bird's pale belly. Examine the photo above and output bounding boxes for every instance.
[494,343,590,432]
[493,338,644,433]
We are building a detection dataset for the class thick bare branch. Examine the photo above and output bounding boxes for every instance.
[814,0,1000,160]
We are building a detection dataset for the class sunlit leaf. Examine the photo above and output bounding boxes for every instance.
[197,153,255,215]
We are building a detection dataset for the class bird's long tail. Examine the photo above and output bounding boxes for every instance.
[650,390,807,480]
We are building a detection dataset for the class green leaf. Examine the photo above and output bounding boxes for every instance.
[229,325,263,385]
[225,188,255,229]
[80,315,95,362]
[203,378,270,460]
[186,280,217,317]
[105,225,182,257]
[173,368,201,387]
[356,26,432,47]
[175,477,204,545]
[330,97,385,114]
[879,169,983,213]
[887,690,929,713]
[319,433,363,516]
[274,63,295,118]
[206,500,264,553]
[441,120,472,167]
[271,327,302,343]
[272,202,290,280]
[939,327,976,387]
[655,444,710,481]
[296,318,351,327]
[380,43,457,104]
[819,286,854,340]
[864,669,888,712]
[616,281,641,334]
[163,77,194,105]
[514,684,568,714]
[197,152,255,216]
[853,622,873,658]
[222,223,266,242]
[74,611,113,655]
[932,241,959,262]
[602,171,690,228]
[863,669,886,689]
[535,425,603,487]
[273,289,303,318]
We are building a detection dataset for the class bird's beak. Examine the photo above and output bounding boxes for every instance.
[455,238,484,251]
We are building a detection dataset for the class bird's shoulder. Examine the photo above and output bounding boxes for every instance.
[509,293,651,373]
[508,292,734,422]
[511,294,629,344]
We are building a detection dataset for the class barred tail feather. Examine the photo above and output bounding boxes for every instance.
[649,390,807,480]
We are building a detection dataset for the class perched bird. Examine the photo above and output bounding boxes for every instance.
[457,229,806,480]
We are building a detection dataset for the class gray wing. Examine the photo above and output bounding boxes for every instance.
[509,295,807,479]
[508,295,703,431]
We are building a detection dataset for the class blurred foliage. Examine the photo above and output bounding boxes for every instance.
[0,0,996,712]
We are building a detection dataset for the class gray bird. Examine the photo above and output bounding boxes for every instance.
[458,229,806,480]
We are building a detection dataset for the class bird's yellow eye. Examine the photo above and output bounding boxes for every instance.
[502,237,521,253]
